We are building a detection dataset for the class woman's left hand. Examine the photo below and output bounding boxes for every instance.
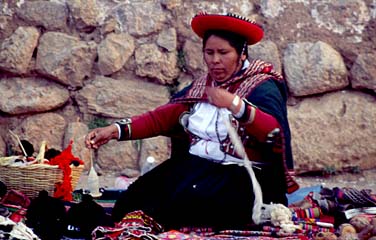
[205,87,235,109]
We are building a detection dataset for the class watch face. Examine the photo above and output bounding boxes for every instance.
[119,118,132,124]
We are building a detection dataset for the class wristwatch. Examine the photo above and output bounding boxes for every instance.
[115,118,132,141]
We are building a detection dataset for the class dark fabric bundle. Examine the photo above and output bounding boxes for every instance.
[25,190,67,240]
[63,194,113,239]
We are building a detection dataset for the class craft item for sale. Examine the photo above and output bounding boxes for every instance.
[87,151,101,198]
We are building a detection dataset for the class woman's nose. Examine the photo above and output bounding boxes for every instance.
[212,53,220,63]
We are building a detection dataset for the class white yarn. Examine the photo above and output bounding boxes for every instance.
[87,151,102,198]
[269,204,301,234]
[221,109,263,224]
[221,110,299,233]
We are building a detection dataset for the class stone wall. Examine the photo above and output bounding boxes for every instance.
[0,0,375,176]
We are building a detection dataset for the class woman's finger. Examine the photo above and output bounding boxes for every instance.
[85,131,98,149]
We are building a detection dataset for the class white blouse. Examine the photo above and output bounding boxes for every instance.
[186,103,244,164]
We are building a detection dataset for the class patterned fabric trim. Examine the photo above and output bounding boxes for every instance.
[171,59,283,103]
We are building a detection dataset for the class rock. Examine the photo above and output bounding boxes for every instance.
[97,32,135,75]
[0,26,39,74]
[36,32,97,88]
[283,41,348,97]
[0,77,69,115]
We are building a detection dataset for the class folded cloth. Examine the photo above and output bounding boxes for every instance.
[343,207,376,219]
[0,215,40,240]
[0,190,30,209]
[334,187,376,207]
[92,210,162,240]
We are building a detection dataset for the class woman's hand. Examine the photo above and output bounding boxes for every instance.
[206,87,242,114]
[205,87,234,108]
[85,124,119,149]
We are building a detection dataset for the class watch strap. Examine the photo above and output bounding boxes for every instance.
[115,118,132,141]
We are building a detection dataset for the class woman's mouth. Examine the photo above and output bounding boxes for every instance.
[211,68,224,74]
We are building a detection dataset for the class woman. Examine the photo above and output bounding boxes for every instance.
[85,12,299,230]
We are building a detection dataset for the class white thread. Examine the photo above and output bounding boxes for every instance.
[221,109,263,224]
[220,109,299,233]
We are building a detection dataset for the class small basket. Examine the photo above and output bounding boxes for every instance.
[0,163,83,199]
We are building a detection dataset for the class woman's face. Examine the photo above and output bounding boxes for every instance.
[203,35,243,83]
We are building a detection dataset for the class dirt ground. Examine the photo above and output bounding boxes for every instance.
[294,168,376,192]
[75,168,376,193]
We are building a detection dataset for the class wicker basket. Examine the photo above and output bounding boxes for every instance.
[0,163,84,199]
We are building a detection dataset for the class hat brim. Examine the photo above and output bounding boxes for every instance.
[191,14,263,45]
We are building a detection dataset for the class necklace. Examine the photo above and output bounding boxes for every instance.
[215,109,227,162]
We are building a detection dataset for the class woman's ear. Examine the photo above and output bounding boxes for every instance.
[241,54,247,61]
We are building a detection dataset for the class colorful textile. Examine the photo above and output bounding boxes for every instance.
[158,230,309,240]
[92,210,163,240]
[91,209,333,240]
[0,190,30,223]
[0,189,30,209]
[334,187,376,207]
[292,207,322,219]
[171,60,283,103]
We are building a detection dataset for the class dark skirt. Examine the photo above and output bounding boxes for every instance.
[112,154,287,230]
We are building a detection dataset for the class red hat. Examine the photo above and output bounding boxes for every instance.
[191,12,264,45]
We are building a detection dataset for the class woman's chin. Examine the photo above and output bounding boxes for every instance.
[211,75,228,83]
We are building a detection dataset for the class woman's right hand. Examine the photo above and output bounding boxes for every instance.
[85,124,119,149]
